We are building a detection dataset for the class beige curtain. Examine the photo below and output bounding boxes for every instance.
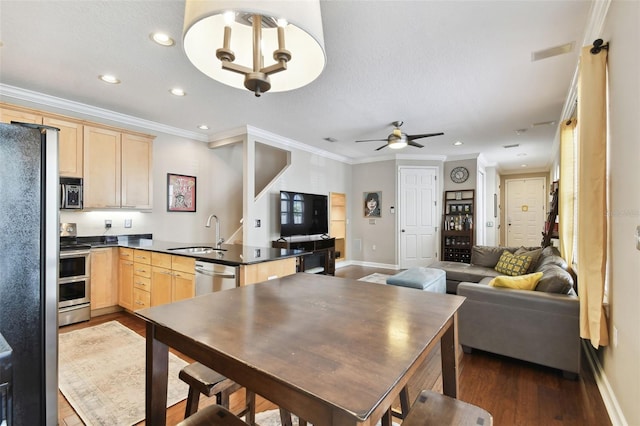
[576,45,609,348]
[559,119,576,270]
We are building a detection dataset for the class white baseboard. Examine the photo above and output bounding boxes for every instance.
[582,340,628,426]
[347,260,399,270]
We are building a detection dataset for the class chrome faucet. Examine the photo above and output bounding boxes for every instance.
[205,214,224,248]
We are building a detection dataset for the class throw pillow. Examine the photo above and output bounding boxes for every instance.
[514,247,543,272]
[494,251,532,276]
[489,272,544,290]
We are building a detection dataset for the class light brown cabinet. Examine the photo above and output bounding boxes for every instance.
[150,253,195,306]
[1,106,84,178]
[239,257,297,286]
[118,248,134,310]
[44,116,84,178]
[132,249,152,310]
[0,107,42,124]
[90,247,118,311]
[83,125,153,209]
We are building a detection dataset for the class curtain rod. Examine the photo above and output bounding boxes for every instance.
[590,39,609,54]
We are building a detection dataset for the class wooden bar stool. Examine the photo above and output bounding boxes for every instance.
[177,404,248,426]
[401,390,493,426]
[179,362,255,424]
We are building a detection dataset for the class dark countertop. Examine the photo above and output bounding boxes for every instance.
[78,234,307,267]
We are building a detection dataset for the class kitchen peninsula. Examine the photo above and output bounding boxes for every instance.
[79,234,308,317]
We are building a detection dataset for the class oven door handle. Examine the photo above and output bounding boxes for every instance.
[59,249,91,258]
[58,276,90,284]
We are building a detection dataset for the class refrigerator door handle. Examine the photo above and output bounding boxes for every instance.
[60,184,65,209]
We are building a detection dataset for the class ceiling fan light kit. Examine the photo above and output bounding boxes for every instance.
[183,0,326,97]
[356,120,444,151]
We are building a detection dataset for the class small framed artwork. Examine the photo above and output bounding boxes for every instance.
[364,191,382,217]
[167,173,196,212]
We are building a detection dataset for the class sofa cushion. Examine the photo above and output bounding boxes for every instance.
[431,261,502,284]
[535,264,575,294]
[514,247,543,272]
[494,251,532,276]
[471,246,517,268]
[536,254,568,271]
[488,272,543,290]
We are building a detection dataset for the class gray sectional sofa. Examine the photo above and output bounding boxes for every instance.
[429,245,581,377]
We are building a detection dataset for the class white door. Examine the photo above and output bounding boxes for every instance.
[505,177,546,247]
[399,167,438,268]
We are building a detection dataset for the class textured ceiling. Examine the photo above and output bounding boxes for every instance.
[0,1,596,172]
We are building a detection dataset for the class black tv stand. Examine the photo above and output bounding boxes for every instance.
[272,237,335,275]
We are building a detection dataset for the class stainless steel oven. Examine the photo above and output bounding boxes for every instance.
[59,223,91,326]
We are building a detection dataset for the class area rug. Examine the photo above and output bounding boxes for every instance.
[59,321,189,426]
[358,272,392,284]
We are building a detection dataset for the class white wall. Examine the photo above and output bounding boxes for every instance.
[61,132,216,243]
[601,1,640,424]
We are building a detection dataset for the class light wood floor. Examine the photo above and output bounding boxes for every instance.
[58,266,611,426]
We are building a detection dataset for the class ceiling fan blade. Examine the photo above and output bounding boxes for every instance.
[408,141,424,148]
[355,138,387,143]
[406,132,444,141]
[375,144,388,151]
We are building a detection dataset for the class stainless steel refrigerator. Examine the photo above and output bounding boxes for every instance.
[0,122,58,425]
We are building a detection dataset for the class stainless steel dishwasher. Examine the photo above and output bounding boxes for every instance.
[194,261,238,295]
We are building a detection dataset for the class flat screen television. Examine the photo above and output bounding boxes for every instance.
[279,191,328,237]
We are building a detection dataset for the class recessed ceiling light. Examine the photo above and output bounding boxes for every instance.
[170,88,186,96]
[515,129,527,135]
[198,124,209,130]
[453,141,463,146]
[99,74,120,84]
[521,164,528,168]
[323,137,338,143]
[150,32,175,47]
[503,143,520,149]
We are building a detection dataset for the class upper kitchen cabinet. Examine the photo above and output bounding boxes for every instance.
[43,116,83,178]
[0,106,42,124]
[121,133,153,209]
[83,125,153,210]
[1,105,84,178]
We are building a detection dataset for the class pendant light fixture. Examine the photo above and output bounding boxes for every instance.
[183,0,326,97]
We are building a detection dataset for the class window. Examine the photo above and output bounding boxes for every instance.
[281,192,290,225]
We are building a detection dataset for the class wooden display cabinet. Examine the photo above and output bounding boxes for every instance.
[441,190,475,263]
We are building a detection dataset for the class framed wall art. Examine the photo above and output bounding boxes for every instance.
[167,173,196,212]
[364,191,382,217]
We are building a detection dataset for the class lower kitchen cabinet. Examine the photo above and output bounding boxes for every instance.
[239,257,297,286]
[150,253,195,307]
[118,248,134,310]
[90,247,118,312]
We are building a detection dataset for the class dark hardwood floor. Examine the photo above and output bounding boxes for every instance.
[58,266,611,426]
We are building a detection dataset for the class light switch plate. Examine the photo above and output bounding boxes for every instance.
[636,225,640,250]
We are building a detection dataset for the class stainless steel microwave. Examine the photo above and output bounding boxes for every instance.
[60,177,83,209]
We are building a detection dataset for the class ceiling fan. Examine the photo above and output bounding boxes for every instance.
[355,121,444,151]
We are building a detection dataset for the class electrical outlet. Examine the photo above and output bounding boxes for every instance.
[372,245,376,251]
[255,219,261,228]
[613,325,618,347]
[124,219,132,228]
[636,225,640,250]
[105,219,112,229]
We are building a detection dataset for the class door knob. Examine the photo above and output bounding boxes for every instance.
[401,229,405,232]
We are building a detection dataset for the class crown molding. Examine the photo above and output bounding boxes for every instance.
[0,83,209,141]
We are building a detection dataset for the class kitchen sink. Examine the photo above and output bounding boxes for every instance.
[168,246,226,254]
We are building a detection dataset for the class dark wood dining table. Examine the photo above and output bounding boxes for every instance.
[136,273,465,426]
